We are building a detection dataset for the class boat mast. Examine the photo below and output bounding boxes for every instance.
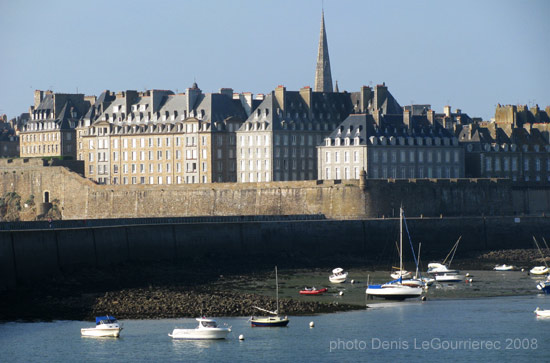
[533,237,549,269]
[400,207,403,279]
[275,266,279,315]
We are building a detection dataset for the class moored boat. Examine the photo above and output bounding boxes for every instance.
[329,268,348,283]
[366,207,423,301]
[536,275,550,294]
[250,266,290,327]
[434,273,464,283]
[494,264,515,271]
[426,236,463,275]
[534,307,550,317]
[299,287,328,295]
[169,318,231,340]
[530,266,549,275]
[81,316,122,337]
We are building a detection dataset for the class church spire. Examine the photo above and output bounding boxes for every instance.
[314,10,333,93]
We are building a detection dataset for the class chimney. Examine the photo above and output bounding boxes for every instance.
[186,83,202,111]
[219,88,233,98]
[275,85,286,110]
[237,92,253,116]
[360,86,372,113]
[403,109,411,129]
[34,90,44,108]
[444,105,451,117]
[299,86,312,108]
[427,109,435,125]
[373,108,381,127]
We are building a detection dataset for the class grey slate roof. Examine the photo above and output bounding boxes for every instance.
[325,113,457,146]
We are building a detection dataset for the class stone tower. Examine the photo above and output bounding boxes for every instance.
[314,11,333,93]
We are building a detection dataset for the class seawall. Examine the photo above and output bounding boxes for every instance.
[1,215,548,291]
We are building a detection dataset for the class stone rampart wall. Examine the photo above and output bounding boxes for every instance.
[2,159,549,220]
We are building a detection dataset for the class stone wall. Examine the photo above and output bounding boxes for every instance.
[1,215,549,291]
[1,159,550,220]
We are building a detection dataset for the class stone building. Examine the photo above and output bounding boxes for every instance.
[0,114,19,157]
[318,113,464,180]
[20,90,92,159]
[77,84,254,185]
[236,85,354,182]
[458,121,550,183]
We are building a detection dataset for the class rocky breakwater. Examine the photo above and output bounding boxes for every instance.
[472,248,550,269]
[89,286,357,320]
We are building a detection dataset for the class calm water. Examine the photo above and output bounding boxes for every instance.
[1,270,549,362]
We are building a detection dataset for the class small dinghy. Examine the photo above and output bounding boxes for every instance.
[81,316,122,337]
[534,307,550,317]
[299,287,328,295]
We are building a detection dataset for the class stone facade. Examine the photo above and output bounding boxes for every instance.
[0,115,19,157]
[19,90,92,159]
[318,114,464,180]
[236,86,354,182]
[459,116,550,183]
[76,85,254,185]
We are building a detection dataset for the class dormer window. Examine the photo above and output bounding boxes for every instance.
[345,138,350,146]
[325,138,331,146]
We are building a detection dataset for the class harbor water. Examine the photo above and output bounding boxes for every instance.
[1,270,549,362]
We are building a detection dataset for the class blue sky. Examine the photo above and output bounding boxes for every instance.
[1,0,548,120]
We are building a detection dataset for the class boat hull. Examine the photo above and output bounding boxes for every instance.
[534,308,550,317]
[435,274,464,283]
[494,265,515,271]
[530,266,550,275]
[537,281,550,294]
[169,329,230,340]
[299,288,328,295]
[366,285,422,300]
[329,273,347,283]
[81,327,121,337]
[250,317,289,327]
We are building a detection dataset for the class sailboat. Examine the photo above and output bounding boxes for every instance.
[530,237,550,276]
[532,237,550,294]
[366,207,423,300]
[250,266,290,327]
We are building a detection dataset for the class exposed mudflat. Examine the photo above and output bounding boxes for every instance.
[1,248,547,322]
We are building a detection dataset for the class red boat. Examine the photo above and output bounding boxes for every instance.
[299,287,328,295]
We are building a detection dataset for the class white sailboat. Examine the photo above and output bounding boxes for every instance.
[366,207,423,300]
[530,237,550,276]
[250,266,289,327]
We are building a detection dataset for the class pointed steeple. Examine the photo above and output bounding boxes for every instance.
[314,11,333,93]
